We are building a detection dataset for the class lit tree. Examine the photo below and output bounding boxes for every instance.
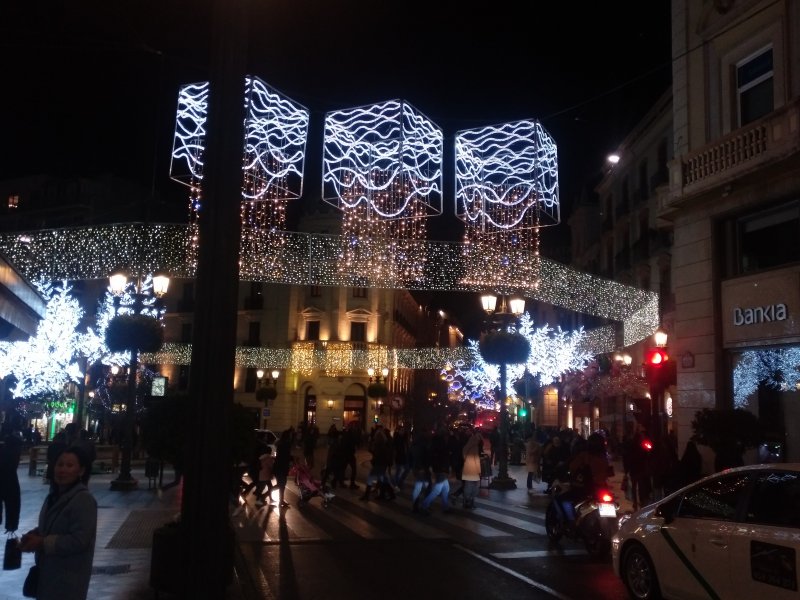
[452,313,592,408]
[0,281,84,398]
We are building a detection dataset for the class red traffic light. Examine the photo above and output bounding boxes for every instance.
[646,348,669,365]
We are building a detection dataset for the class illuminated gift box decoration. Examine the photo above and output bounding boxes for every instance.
[322,99,443,286]
[455,119,560,292]
[170,77,310,274]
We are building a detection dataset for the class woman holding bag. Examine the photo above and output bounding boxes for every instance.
[20,446,97,600]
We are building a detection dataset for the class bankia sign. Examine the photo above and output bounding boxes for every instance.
[721,271,800,346]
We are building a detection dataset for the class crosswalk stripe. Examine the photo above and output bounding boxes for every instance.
[492,549,587,559]
[268,482,549,541]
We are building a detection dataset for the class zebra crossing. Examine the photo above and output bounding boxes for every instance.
[231,480,555,549]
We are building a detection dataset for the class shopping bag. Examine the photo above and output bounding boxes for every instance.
[23,564,39,597]
[3,535,21,570]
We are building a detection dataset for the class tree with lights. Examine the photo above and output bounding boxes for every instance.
[0,281,84,401]
[451,313,593,410]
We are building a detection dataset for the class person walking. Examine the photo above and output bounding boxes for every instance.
[525,432,543,493]
[273,429,294,508]
[391,424,411,490]
[340,422,360,490]
[0,421,22,533]
[256,447,275,506]
[303,423,319,469]
[409,429,431,513]
[20,446,97,600]
[419,424,451,516]
[460,428,482,509]
[361,426,393,501]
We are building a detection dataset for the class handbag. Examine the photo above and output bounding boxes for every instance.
[3,534,21,570]
[23,564,39,598]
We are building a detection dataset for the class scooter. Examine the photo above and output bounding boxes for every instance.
[544,478,620,558]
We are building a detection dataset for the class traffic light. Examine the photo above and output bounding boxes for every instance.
[644,347,677,390]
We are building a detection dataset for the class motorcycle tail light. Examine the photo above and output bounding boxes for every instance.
[598,490,614,503]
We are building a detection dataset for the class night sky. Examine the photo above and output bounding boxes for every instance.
[0,0,672,326]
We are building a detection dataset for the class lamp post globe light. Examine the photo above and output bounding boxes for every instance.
[479,293,530,490]
[367,366,389,423]
[255,369,279,429]
[105,271,169,491]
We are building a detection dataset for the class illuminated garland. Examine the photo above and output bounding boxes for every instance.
[0,224,659,351]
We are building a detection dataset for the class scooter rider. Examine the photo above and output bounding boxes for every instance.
[558,433,610,523]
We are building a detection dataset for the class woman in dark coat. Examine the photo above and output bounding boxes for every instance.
[20,446,97,600]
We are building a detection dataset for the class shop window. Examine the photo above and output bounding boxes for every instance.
[7,194,19,209]
[738,201,800,274]
[737,46,773,126]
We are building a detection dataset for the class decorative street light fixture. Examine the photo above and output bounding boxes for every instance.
[105,271,169,491]
[367,366,389,421]
[255,369,279,428]
[479,293,530,490]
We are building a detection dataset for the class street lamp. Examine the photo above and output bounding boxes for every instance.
[255,369,279,428]
[367,366,389,422]
[479,293,529,490]
[106,271,169,491]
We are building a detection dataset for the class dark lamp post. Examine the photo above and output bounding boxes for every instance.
[256,369,279,428]
[479,293,528,490]
[107,272,169,491]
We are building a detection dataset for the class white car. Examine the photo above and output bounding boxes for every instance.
[612,463,800,600]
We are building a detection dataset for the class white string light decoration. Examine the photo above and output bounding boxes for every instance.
[732,347,800,408]
[455,119,560,293]
[0,224,659,351]
[170,81,208,272]
[323,99,442,287]
[169,77,310,274]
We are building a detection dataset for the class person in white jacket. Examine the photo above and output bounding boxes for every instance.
[460,429,483,509]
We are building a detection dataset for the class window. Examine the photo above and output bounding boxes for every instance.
[737,47,773,126]
[245,368,257,393]
[350,321,366,343]
[248,321,260,346]
[738,202,800,273]
[353,287,368,298]
[677,473,751,520]
[745,470,800,528]
[306,320,320,341]
[7,195,19,209]
[310,285,321,297]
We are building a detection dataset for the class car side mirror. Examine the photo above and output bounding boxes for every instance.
[655,497,679,524]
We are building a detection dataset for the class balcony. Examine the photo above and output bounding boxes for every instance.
[662,99,800,215]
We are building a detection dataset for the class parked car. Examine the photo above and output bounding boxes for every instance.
[612,463,800,600]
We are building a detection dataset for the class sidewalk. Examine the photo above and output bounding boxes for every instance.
[0,463,249,600]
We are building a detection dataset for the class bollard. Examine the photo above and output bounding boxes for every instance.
[28,446,39,477]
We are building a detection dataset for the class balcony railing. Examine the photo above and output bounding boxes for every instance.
[663,99,800,212]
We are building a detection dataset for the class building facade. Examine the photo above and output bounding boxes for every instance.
[661,0,800,459]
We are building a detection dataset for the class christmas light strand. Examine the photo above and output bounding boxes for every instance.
[0,224,659,351]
